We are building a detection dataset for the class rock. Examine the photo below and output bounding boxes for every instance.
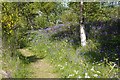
[0,70,11,78]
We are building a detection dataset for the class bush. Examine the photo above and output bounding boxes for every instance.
[61,10,78,25]
[34,15,49,29]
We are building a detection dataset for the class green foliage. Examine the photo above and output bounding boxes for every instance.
[1,3,37,78]
[1,2,38,49]
[34,15,49,29]
[61,10,78,25]
[1,2,119,78]
[28,31,49,58]
[2,50,31,78]
[39,2,55,14]
[68,2,118,22]
[49,13,59,26]
[2,3,19,35]
[28,31,118,78]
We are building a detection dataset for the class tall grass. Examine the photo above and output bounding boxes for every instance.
[2,50,31,78]
[28,30,119,78]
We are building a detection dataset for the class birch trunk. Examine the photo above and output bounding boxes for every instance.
[80,1,86,46]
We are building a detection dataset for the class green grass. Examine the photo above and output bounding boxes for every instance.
[27,30,119,78]
[2,50,31,78]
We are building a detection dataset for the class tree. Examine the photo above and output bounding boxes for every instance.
[67,2,87,46]
[38,2,59,23]
[68,2,119,46]
[2,2,21,56]
[33,2,66,29]
[1,2,39,55]
[79,1,86,46]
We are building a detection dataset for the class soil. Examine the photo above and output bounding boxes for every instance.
[19,49,59,78]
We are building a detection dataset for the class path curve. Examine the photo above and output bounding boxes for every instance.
[19,49,59,78]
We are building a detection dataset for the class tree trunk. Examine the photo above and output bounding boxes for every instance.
[80,1,86,46]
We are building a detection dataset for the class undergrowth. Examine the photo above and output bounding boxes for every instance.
[28,30,119,78]
[2,50,31,78]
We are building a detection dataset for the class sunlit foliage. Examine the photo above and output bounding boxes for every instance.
[1,2,119,78]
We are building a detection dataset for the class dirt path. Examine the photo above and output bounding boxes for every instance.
[19,49,59,78]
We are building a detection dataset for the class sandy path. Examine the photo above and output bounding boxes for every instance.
[19,49,59,78]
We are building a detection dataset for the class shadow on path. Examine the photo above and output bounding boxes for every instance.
[18,49,59,78]
[18,49,44,64]
[18,53,42,64]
